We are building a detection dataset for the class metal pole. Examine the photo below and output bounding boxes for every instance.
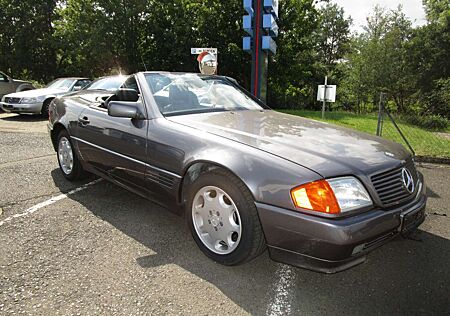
[376,92,384,136]
[385,109,416,157]
[321,76,327,119]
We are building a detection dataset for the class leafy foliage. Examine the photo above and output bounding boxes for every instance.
[268,0,324,108]
[338,3,449,119]
[0,0,58,82]
[0,0,448,119]
[402,113,449,131]
[314,2,352,75]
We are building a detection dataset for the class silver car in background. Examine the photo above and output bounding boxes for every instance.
[82,75,127,92]
[0,77,91,116]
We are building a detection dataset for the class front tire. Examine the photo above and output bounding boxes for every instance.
[186,169,266,265]
[57,130,86,181]
[41,99,53,118]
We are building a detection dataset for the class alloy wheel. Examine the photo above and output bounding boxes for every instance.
[192,186,242,254]
[58,136,74,175]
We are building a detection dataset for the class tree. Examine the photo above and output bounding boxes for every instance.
[56,0,251,84]
[423,0,450,25]
[315,2,352,76]
[0,0,59,81]
[55,0,153,77]
[405,1,450,117]
[268,0,324,108]
[339,5,415,112]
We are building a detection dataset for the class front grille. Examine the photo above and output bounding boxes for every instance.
[371,160,418,206]
[4,97,21,104]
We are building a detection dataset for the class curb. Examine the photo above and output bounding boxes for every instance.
[415,156,450,165]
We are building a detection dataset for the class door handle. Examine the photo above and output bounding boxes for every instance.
[78,116,90,125]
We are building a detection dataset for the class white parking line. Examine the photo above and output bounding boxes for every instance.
[266,264,297,316]
[0,179,102,227]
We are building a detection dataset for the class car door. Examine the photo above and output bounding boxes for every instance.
[75,76,148,193]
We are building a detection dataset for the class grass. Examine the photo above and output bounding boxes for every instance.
[278,109,450,159]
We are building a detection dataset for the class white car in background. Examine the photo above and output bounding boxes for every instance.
[0,77,91,116]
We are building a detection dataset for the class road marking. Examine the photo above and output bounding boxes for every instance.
[266,264,296,316]
[0,179,102,227]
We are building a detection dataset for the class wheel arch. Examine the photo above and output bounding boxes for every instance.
[50,123,67,151]
[178,160,254,209]
[43,96,56,105]
[40,97,57,116]
[174,143,323,213]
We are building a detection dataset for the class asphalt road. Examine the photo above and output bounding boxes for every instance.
[0,112,449,315]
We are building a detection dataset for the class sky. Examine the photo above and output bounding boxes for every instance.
[328,0,427,32]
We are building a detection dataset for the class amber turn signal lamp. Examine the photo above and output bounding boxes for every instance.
[291,180,341,214]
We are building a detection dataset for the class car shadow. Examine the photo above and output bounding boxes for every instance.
[426,186,440,198]
[0,113,46,121]
[51,169,450,315]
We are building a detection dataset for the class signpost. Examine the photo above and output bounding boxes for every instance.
[243,0,279,102]
[190,48,218,56]
[317,76,337,119]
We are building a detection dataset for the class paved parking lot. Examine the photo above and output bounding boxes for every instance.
[0,112,449,315]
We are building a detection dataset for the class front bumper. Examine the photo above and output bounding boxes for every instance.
[0,101,43,114]
[256,178,427,273]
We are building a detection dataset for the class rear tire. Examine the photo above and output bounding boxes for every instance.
[57,130,86,181]
[186,168,266,265]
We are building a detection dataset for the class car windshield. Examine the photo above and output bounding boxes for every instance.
[46,79,76,90]
[144,73,265,116]
[84,76,126,91]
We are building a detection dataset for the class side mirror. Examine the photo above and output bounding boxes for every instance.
[73,86,82,91]
[108,101,144,119]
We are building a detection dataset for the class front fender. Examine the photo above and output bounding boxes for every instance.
[43,94,57,100]
[183,147,322,211]
[148,118,322,211]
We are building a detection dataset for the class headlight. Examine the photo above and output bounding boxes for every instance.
[21,97,37,103]
[291,177,372,214]
[21,96,44,103]
[327,177,372,212]
[1,95,5,102]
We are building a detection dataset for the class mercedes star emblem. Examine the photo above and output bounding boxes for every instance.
[401,168,415,193]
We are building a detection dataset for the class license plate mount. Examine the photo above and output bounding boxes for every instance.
[400,207,425,235]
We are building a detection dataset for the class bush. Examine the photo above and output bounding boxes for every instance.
[402,114,449,131]
[422,79,450,119]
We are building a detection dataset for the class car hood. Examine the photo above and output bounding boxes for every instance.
[167,110,411,177]
[6,88,68,98]
[13,79,31,84]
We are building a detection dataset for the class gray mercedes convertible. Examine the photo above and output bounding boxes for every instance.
[48,72,427,273]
